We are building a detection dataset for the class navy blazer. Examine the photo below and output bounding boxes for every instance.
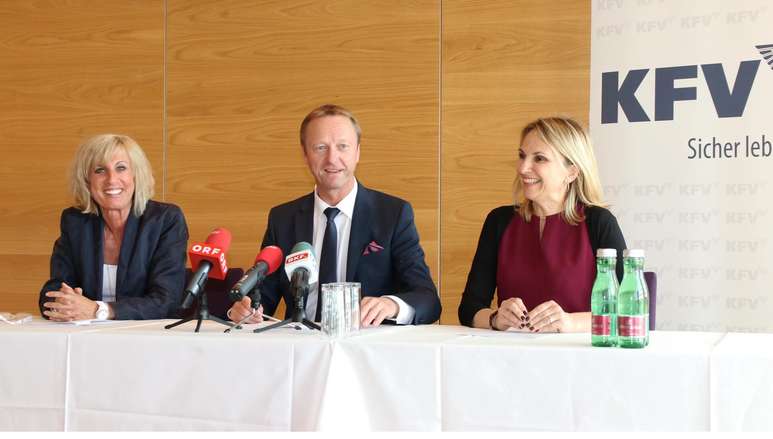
[259,182,441,324]
[39,200,189,320]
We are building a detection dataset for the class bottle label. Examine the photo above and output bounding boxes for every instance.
[618,315,647,337]
[591,315,611,336]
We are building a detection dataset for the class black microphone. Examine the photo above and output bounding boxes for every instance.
[290,268,311,314]
[228,246,284,303]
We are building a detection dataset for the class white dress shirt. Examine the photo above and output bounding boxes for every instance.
[306,180,415,324]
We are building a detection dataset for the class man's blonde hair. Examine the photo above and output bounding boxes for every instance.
[299,104,361,148]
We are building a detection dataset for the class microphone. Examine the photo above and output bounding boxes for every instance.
[247,242,322,333]
[283,242,319,296]
[181,228,231,309]
[228,245,284,303]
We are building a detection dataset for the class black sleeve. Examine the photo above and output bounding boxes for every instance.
[39,211,79,318]
[458,207,512,327]
[111,206,189,320]
[586,206,627,282]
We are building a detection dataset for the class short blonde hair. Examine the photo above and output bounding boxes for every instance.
[299,104,362,148]
[513,117,606,225]
[69,134,155,217]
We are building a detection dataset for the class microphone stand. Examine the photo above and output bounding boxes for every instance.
[253,270,320,333]
[166,278,234,333]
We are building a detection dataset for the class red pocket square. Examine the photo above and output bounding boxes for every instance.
[362,240,384,255]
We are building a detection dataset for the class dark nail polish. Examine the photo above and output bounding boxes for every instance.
[519,323,525,328]
[520,316,526,321]
[535,329,540,332]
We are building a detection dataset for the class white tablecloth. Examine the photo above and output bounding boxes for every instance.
[439,329,723,431]
[2,319,772,431]
[67,320,335,430]
[711,332,773,431]
[0,319,157,431]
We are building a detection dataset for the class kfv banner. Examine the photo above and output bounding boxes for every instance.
[590,0,773,332]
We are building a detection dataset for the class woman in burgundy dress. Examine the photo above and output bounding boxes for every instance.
[458,117,626,332]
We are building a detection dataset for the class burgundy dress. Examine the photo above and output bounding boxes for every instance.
[495,211,595,312]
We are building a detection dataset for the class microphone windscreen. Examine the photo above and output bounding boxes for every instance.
[285,241,318,284]
[205,228,232,254]
[289,241,314,257]
[255,245,284,274]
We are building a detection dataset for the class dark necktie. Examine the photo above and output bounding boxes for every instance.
[316,207,340,321]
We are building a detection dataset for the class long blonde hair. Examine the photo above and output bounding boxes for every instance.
[69,134,154,217]
[513,117,606,225]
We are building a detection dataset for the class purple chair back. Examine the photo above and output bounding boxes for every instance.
[181,267,244,320]
[644,271,657,330]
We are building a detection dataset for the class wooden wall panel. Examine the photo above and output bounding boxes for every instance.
[0,1,163,313]
[441,0,591,324]
[166,0,440,318]
[0,0,592,326]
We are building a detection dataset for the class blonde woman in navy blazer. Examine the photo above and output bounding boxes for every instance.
[39,134,188,321]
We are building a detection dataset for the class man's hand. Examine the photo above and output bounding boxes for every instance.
[360,296,398,327]
[227,296,264,323]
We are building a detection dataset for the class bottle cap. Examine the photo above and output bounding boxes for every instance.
[596,248,617,257]
[623,248,645,258]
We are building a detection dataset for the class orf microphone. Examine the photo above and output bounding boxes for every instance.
[283,241,318,294]
[228,245,284,302]
[182,228,231,309]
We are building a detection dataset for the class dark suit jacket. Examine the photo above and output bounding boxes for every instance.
[259,182,441,324]
[39,200,189,320]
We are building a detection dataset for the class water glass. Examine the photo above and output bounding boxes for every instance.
[320,282,361,337]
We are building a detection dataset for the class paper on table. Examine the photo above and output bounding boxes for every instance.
[0,312,33,325]
[229,316,319,333]
[52,318,121,326]
[462,328,548,339]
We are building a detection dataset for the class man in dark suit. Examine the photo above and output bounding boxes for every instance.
[228,104,440,326]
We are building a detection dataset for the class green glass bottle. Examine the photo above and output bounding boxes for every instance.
[618,249,649,348]
[591,248,619,347]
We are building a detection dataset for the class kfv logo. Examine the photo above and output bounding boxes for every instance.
[758,43,773,70]
[601,44,770,123]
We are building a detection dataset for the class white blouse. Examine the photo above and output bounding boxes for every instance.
[101,264,118,303]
